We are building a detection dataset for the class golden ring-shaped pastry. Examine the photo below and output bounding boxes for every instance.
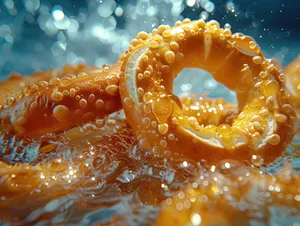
[119,19,296,163]
[0,62,123,137]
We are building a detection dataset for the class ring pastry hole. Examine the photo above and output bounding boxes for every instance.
[175,68,237,103]
[175,68,238,127]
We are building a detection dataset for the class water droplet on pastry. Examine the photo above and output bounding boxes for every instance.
[105,85,119,95]
[152,98,174,123]
[53,105,70,122]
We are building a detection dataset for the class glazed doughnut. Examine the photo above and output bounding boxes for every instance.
[119,19,296,163]
[156,161,300,226]
[0,62,123,137]
[0,93,234,197]
[0,17,300,225]
[0,93,237,164]
[0,61,236,139]
[0,58,239,165]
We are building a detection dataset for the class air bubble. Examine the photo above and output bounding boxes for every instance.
[224,23,231,30]
[97,0,116,18]
[200,11,209,20]
[186,0,196,7]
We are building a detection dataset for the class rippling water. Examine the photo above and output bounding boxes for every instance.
[1,0,300,225]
